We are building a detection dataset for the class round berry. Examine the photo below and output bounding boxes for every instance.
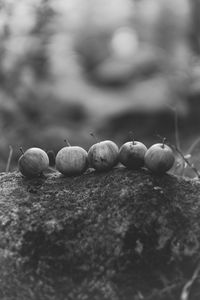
[119,141,147,169]
[18,147,49,178]
[145,142,174,174]
[88,140,119,171]
[56,146,88,176]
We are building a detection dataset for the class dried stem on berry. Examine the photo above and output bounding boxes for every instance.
[90,132,99,143]
[19,147,24,155]
[162,138,167,149]
[128,131,135,145]
[64,138,71,147]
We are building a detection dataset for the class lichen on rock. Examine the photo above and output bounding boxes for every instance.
[0,168,200,299]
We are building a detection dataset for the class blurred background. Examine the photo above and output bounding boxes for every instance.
[0,0,200,176]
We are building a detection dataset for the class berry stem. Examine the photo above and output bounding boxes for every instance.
[162,138,166,149]
[19,147,24,155]
[64,138,71,147]
[129,131,135,145]
[90,132,99,143]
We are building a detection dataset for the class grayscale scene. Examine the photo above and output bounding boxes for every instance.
[0,1,200,299]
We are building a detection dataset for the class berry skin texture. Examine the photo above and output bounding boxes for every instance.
[144,143,175,174]
[56,146,88,176]
[119,141,147,169]
[18,148,49,178]
[88,140,119,171]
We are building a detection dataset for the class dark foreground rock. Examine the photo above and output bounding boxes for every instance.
[0,168,200,300]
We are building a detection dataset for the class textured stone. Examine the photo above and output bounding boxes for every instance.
[0,168,200,300]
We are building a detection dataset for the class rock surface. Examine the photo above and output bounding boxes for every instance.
[0,168,200,300]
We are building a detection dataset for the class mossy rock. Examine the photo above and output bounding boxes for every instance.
[0,168,200,300]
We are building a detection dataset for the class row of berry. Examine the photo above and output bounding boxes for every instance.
[18,138,175,178]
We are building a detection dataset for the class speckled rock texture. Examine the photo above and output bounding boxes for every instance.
[0,168,200,300]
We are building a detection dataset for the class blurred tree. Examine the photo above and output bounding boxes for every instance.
[29,0,55,79]
[0,0,199,172]
[190,0,200,54]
